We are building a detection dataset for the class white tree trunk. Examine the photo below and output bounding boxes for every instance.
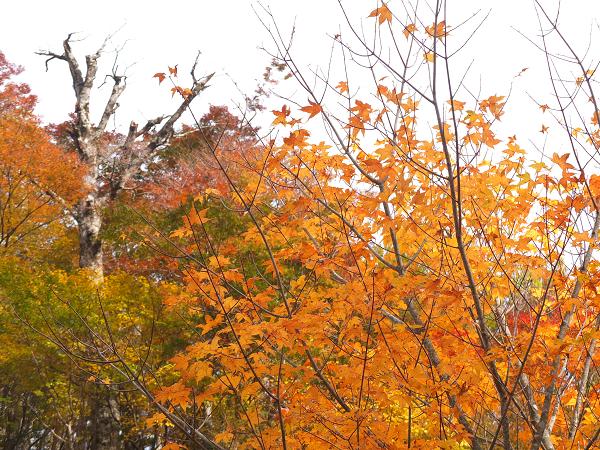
[76,194,103,276]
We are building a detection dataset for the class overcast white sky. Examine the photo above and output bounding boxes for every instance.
[1,0,599,146]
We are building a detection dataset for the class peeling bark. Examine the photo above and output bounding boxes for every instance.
[37,34,213,449]
[90,385,120,450]
[75,194,104,275]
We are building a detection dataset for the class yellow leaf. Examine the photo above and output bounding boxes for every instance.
[424,52,435,63]
[170,227,191,238]
[215,431,234,443]
[145,412,174,427]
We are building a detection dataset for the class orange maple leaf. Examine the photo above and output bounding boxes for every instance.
[403,23,416,39]
[447,99,466,111]
[272,105,291,125]
[283,129,310,147]
[368,3,393,24]
[337,81,349,94]
[187,207,212,226]
[162,443,185,450]
[551,152,573,171]
[425,21,447,40]
[155,382,191,409]
[589,174,600,198]
[480,95,505,120]
[351,100,372,121]
[169,65,178,77]
[300,100,323,119]
[170,86,193,98]
[153,72,166,84]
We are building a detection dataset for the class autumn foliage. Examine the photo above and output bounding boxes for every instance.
[0,52,83,256]
[2,1,600,450]
[148,3,600,450]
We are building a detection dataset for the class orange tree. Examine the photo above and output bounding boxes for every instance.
[43,2,600,449]
[0,51,83,258]
[149,2,600,449]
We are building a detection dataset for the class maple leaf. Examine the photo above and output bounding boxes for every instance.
[551,152,573,171]
[447,99,466,111]
[187,207,212,226]
[168,65,178,77]
[403,23,416,39]
[368,3,393,24]
[425,20,447,40]
[401,97,419,113]
[351,100,373,121]
[215,431,234,444]
[153,72,166,84]
[480,95,505,120]
[162,444,184,450]
[145,412,172,427]
[336,81,349,94]
[424,52,435,63]
[346,115,366,137]
[283,129,310,147]
[374,107,388,123]
[539,104,550,113]
[589,174,600,198]
[272,105,290,125]
[155,382,191,409]
[540,124,549,133]
[170,227,192,238]
[300,100,323,119]
[170,87,193,98]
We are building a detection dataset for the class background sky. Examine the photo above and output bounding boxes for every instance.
[1,0,599,147]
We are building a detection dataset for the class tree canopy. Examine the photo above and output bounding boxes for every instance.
[1,1,600,449]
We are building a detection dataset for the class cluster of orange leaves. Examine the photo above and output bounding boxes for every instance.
[0,52,83,254]
[150,77,600,448]
[145,5,600,449]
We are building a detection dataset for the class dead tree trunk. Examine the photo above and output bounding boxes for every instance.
[37,34,213,450]
[38,35,212,277]
[89,384,121,450]
[75,194,104,274]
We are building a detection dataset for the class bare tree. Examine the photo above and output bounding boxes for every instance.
[36,34,213,450]
[37,34,213,278]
